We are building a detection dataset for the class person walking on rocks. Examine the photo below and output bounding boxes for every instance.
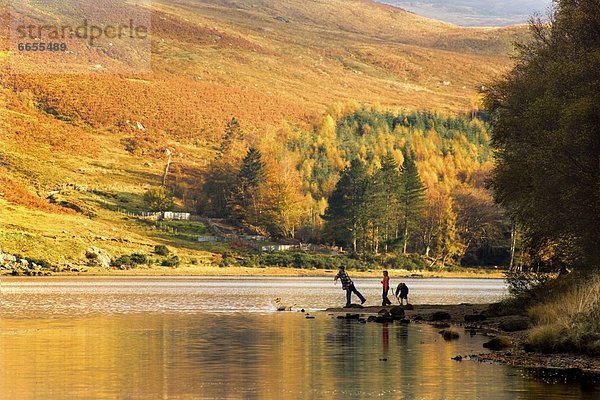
[334,266,366,308]
[381,270,392,306]
[395,282,409,305]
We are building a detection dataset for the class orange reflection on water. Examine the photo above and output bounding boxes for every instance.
[0,313,594,399]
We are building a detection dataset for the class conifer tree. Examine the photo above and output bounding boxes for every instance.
[201,119,247,216]
[365,153,402,253]
[219,117,244,156]
[230,147,266,223]
[399,150,426,254]
[323,159,368,252]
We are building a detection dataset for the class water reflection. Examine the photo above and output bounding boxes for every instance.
[1,313,596,399]
[0,278,597,399]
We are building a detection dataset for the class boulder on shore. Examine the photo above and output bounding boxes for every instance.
[85,247,111,268]
[483,336,512,350]
[499,316,530,332]
[390,306,406,319]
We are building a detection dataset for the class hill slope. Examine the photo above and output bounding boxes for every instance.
[0,0,524,269]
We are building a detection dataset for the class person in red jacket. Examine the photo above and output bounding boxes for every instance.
[381,270,392,306]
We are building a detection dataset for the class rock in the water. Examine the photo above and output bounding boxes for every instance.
[403,304,415,310]
[374,315,394,323]
[429,311,451,321]
[440,329,460,340]
[499,316,529,332]
[390,306,406,321]
[390,306,405,317]
[85,247,111,268]
[483,336,512,350]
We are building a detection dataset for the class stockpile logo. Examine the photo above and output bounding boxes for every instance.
[9,0,151,74]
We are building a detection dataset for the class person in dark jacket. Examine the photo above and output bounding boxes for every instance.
[334,266,366,307]
[395,282,409,305]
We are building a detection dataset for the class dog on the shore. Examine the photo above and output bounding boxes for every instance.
[273,297,295,311]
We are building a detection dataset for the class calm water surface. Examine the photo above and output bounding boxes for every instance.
[0,277,597,399]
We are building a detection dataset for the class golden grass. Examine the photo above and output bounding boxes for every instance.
[527,275,600,354]
[529,275,600,326]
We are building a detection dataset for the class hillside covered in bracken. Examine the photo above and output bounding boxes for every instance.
[0,0,527,270]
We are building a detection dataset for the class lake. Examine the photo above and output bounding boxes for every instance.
[0,277,597,399]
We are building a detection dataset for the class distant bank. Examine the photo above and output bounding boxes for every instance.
[376,0,552,27]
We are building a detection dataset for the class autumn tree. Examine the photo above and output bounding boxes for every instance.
[435,195,464,267]
[262,174,305,238]
[143,187,174,212]
[417,186,448,258]
[452,185,505,262]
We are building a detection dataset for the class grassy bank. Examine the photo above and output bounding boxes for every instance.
[526,274,600,355]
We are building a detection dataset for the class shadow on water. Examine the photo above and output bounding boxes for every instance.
[523,367,600,392]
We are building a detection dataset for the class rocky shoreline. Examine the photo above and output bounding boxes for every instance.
[323,303,600,378]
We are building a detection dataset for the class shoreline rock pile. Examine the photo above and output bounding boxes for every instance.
[0,250,53,276]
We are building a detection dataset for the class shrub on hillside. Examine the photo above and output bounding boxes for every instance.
[130,253,149,265]
[112,253,150,268]
[154,245,170,256]
[161,255,180,267]
[112,255,132,267]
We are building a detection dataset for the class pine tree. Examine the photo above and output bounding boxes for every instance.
[364,153,402,253]
[230,147,266,223]
[399,150,426,254]
[201,118,247,216]
[219,117,244,156]
[322,159,368,252]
